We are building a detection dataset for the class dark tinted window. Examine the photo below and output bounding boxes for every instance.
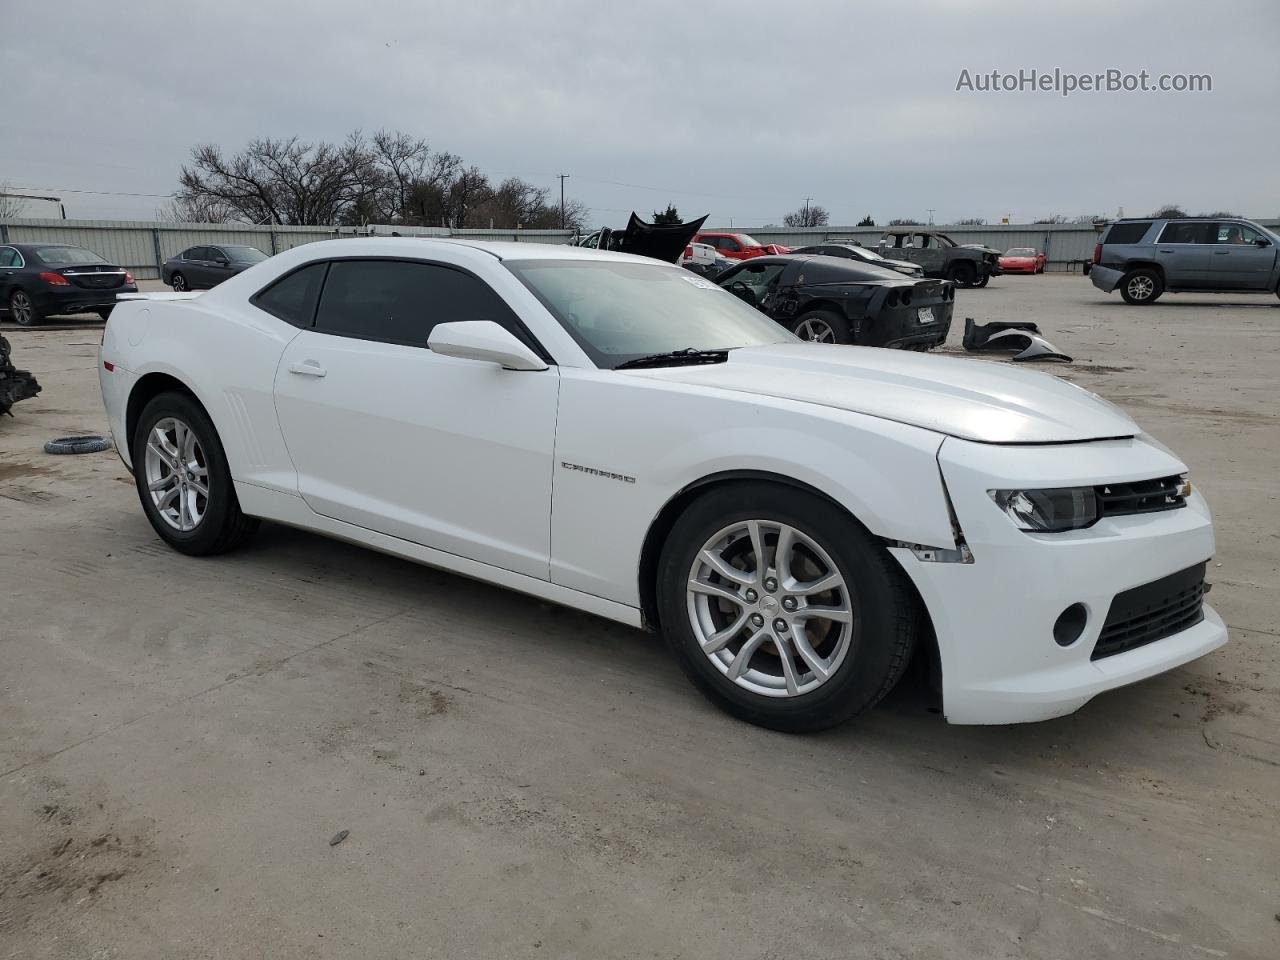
[1158,222,1214,244]
[1104,221,1153,244]
[1213,222,1262,244]
[0,247,19,267]
[180,247,198,260]
[313,259,528,348]
[224,245,268,263]
[252,262,327,327]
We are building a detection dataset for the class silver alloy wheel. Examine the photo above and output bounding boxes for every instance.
[687,519,854,698]
[10,291,34,325]
[795,318,835,343]
[143,417,209,532]
[1127,275,1154,299]
[171,274,187,292]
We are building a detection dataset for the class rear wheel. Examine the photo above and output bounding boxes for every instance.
[946,262,976,287]
[9,290,40,326]
[1119,268,1163,305]
[170,272,188,292]
[132,391,259,556]
[790,309,851,344]
[657,483,918,732]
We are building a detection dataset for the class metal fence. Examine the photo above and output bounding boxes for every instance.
[5,217,1279,279]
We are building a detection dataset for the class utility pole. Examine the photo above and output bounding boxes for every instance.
[803,197,812,226]
[927,208,936,225]
[557,174,569,229]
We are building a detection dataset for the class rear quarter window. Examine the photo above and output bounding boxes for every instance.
[250,262,328,328]
[1104,221,1153,244]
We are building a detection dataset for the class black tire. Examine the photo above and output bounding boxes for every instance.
[974,273,990,288]
[44,435,112,455]
[170,272,188,292]
[1119,268,1163,305]
[789,309,852,344]
[656,482,918,733]
[945,262,976,287]
[9,289,41,327]
[97,307,113,321]
[131,390,259,556]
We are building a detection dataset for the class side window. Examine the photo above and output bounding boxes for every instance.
[721,237,741,252]
[1158,222,1212,244]
[1104,221,1153,244]
[251,262,328,328]
[208,247,226,261]
[1213,223,1261,245]
[0,247,17,267]
[313,259,529,348]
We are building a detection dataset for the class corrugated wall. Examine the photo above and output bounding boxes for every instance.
[5,218,1278,278]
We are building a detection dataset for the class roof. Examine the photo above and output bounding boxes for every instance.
[278,237,656,264]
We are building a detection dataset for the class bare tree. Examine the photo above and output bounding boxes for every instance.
[888,218,921,226]
[0,183,28,219]
[1150,204,1187,218]
[783,201,830,228]
[1070,214,1103,224]
[955,217,987,226]
[856,214,876,227]
[154,194,240,224]
[1033,214,1070,224]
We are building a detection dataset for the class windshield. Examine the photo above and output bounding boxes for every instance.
[849,246,883,260]
[506,259,793,369]
[36,245,107,265]
[1005,247,1036,256]
[223,245,268,263]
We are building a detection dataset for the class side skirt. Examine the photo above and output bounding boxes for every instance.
[233,481,644,629]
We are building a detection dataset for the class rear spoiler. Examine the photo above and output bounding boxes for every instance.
[116,292,203,301]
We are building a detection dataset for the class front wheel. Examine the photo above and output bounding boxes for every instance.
[170,272,188,292]
[946,262,976,287]
[9,290,41,326]
[656,483,918,732]
[974,273,990,288]
[1119,268,1163,305]
[132,391,259,555]
[789,309,851,344]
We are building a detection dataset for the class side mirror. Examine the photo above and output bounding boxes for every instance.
[427,320,548,371]
[1255,237,1272,247]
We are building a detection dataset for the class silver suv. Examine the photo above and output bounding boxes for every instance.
[1090,217,1280,304]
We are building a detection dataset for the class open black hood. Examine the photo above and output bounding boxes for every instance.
[616,212,708,263]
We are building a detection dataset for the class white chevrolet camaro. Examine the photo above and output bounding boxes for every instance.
[99,239,1226,730]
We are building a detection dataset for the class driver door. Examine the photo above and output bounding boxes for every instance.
[272,257,560,579]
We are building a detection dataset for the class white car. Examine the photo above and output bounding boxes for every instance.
[99,239,1226,730]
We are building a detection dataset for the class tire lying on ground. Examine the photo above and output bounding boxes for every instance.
[44,435,113,455]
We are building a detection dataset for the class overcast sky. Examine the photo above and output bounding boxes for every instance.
[3,0,1277,226]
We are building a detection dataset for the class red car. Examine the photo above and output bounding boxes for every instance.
[998,247,1047,274]
[694,231,790,260]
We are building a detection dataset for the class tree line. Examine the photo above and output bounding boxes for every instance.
[163,129,589,231]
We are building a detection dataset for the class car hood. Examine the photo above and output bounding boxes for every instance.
[623,344,1138,443]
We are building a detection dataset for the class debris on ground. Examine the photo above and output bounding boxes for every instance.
[329,829,350,847]
[0,334,42,415]
[43,435,112,455]
[962,318,1073,363]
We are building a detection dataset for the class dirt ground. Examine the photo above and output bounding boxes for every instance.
[1,274,1276,959]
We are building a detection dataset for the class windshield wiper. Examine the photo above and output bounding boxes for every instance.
[614,348,730,371]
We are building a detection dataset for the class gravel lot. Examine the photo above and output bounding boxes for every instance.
[1,273,1276,959]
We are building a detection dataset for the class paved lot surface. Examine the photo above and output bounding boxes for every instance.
[1,274,1277,959]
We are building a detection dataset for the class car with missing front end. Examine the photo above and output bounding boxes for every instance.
[0,243,137,325]
[715,254,953,348]
[1089,217,1280,304]
[99,237,1225,732]
[789,241,925,277]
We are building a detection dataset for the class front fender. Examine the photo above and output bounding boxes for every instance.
[549,369,954,607]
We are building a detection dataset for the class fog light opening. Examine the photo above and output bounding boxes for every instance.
[1054,603,1088,648]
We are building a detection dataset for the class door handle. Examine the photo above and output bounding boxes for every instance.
[288,360,327,378]
[1213,250,1230,255]
[1157,248,1175,253]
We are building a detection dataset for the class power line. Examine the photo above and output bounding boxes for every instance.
[9,185,175,199]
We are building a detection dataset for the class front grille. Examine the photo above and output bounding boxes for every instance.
[1095,474,1186,518]
[1092,562,1206,660]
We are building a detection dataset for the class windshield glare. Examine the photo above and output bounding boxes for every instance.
[225,245,268,263]
[1006,247,1036,256]
[36,246,107,265]
[506,259,793,368]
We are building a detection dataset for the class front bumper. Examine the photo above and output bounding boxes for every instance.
[893,435,1226,724]
[1000,262,1038,273]
[35,284,137,315]
[1090,264,1123,293]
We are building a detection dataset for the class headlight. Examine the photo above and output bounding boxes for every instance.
[989,487,1098,532]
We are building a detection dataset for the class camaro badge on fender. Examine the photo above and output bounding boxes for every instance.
[560,461,636,484]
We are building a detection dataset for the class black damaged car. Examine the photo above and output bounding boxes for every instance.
[715,255,954,349]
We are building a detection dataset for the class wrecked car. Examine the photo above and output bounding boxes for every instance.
[715,254,953,348]
[0,333,41,415]
[574,213,708,264]
[877,228,1001,287]
[790,241,925,277]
